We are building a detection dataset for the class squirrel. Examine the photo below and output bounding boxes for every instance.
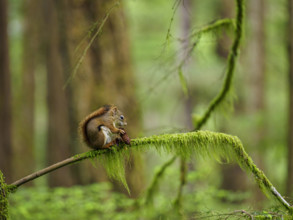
[79,104,128,149]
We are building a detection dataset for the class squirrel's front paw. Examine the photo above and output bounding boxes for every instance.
[119,129,126,135]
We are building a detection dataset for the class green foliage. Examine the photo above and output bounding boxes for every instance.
[98,148,130,194]
[144,156,176,206]
[9,183,138,220]
[8,182,291,220]
[193,208,291,220]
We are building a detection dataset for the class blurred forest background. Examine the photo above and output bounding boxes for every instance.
[0,0,293,219]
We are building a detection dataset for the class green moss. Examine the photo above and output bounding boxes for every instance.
[190,18,234,40]
[87,147,131,194]
[128,131,293,214]
[0,170,9,219]
[72,130,292,214]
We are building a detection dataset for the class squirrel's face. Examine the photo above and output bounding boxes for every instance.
[111,106,127,127]
[116,114,127,127]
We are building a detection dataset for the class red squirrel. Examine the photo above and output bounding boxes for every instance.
[79,104,129,149]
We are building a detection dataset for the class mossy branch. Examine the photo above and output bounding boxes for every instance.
[189,18,234,40]
[131,131,292,213]
[195,0,244,130]
[7,131,293,213]
[170,0,244,211]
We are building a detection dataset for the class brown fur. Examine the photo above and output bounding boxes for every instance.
[79,104,126,149]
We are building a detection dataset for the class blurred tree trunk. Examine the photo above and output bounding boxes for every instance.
[13,0,39,183]
[179,0,194,130]
[247,0,266,114]
[217,0,248,194]
[246,0,266,204]
[216,0,233,60]
[0,0,12,183]
[66,0,143,196]
[54,0,83,185]
[42,0,75,187]
[286,0,293,197]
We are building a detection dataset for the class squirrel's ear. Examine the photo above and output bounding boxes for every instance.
[110,106,117,116]
[112,106,118,113]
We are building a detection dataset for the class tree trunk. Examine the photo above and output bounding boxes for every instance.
[216,0,234,60]
[42,0,75,187]
[179,0,194,130]
[247,0,266,203]
[12,0,39,182]
[54,0,83,184]
[0,0,12,183]
[247,0,266,112]
[286,0,293,197]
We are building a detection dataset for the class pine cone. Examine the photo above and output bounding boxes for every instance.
[120,129,131,145]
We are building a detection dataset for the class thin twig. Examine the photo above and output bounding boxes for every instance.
[63,2,119,89]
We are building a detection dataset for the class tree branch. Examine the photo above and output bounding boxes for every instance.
[8,131,293,214]
[10,150,102,187]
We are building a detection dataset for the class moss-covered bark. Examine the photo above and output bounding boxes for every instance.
[0,171,9,220]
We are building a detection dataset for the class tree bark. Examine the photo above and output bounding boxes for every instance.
[247,0,266,112]
[286,0,293,197]
[247,0,266,204]
[0,0,12,183]
[13,0,39,182]
[42,0,75,187]
[54,0,83,184]
[180,0,194,130]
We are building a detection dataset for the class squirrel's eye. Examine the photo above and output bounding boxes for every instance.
[120,115,124,120]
